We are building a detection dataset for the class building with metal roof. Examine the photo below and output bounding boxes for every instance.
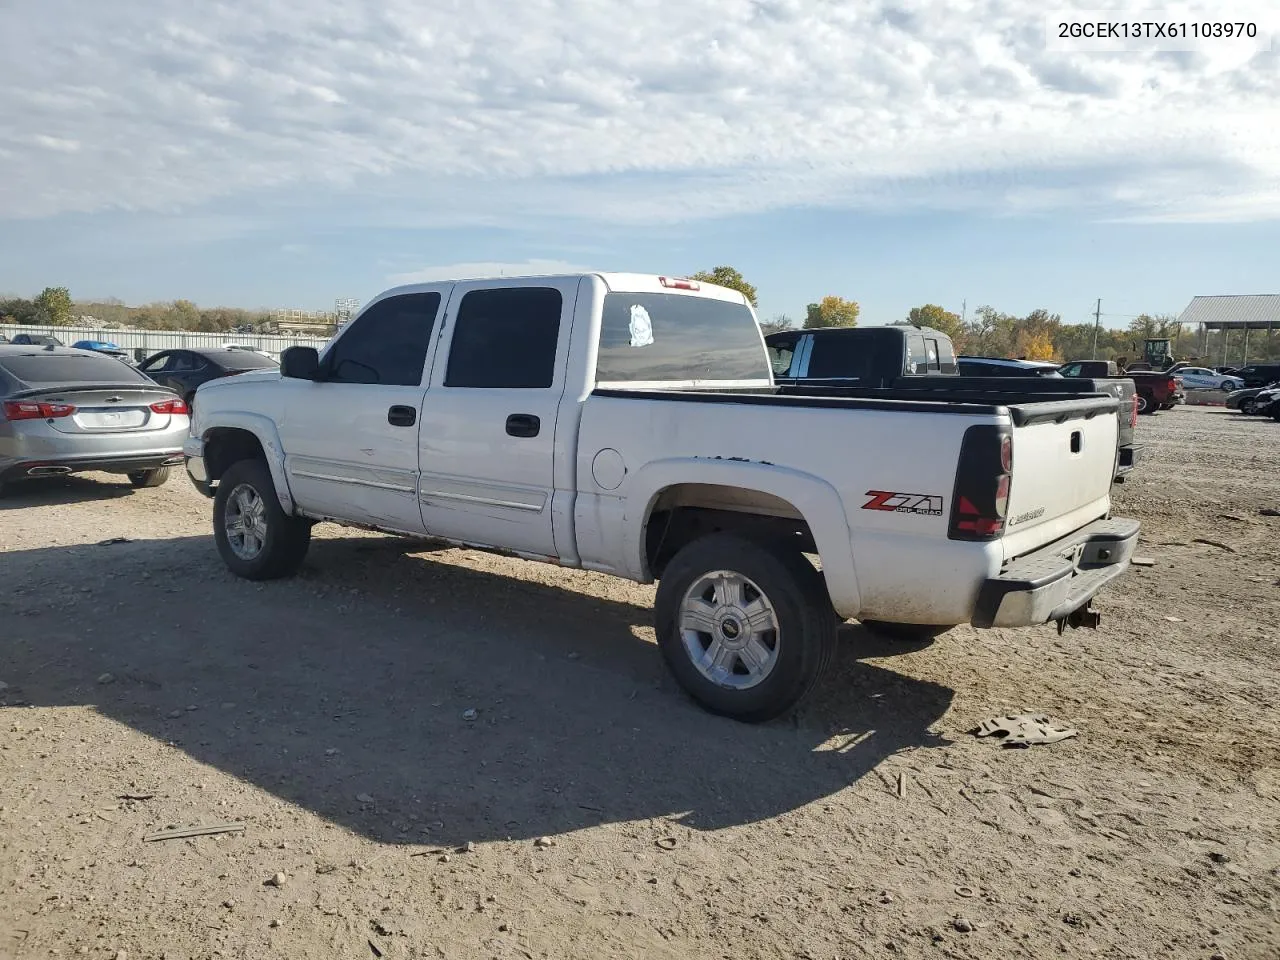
[1177,295,1280,330]
[1175,295,1280,366]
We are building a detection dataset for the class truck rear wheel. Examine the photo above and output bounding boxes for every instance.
[1136,393,1153,414]
[654,534,837,723]
[213,458,311,580]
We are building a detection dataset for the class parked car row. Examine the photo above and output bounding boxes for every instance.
[1228,380,1280,418]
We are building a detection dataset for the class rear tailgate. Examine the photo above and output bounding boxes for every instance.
[1000,395,1119,559]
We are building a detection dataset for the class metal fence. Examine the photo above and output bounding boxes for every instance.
[0,323,332,360]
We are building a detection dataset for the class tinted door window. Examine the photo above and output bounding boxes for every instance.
[169,352,201,373]
[326,292,441,386]
[908,336,929,374]
[925,338,941,372]
[1060,363,1082,377]
[445,287,562,388]
[140,353,170,373]
[766,335,799,377]
[936,338,957,374]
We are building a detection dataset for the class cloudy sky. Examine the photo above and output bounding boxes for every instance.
[1,0,1277,325]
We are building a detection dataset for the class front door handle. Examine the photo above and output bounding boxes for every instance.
[506,413,540,438]
[388,405,416,427]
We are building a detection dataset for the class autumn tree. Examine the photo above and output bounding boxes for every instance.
[1014,328,1059,361]
[34,286,73,325]
[905,304,964,340]
[803,296,860,329]
[690,266,758,307]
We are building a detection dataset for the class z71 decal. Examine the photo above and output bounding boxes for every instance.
[862,490,944,516]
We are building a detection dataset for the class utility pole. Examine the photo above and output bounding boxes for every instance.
[1090,298,1102,359]
[961,299,967,324]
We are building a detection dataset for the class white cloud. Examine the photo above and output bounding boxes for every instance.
[386,259,598,284]
[0,0,1277,224]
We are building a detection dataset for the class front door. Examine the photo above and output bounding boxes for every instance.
[278,289,444,533]
[417,278,579,559]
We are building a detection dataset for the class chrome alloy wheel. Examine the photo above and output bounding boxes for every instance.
[678,570,781,690]
[224,482,268,560]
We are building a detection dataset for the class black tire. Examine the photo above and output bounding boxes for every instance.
[1136,393,1153,415]
[859,620,951,644]
[127,467,170,488]
[654,533,837,723]
[1241,398,1258,415]
[212,458,311,580]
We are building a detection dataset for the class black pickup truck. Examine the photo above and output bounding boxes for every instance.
[765,326,1141,482]
[1058,359,1184,414]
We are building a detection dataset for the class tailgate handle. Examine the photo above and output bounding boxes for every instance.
[1070,430,1082,454]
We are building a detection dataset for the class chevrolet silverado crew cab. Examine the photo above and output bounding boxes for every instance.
[184,273,1139,722]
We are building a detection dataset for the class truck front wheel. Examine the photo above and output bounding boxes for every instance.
[654,534,837,723]
[213,458,311,580]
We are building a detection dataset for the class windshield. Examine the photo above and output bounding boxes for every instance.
[0,352,150,385]
[596,293,769,385]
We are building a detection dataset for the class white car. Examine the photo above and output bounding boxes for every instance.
[1174,367,1244,391]
[183,272,1137,721]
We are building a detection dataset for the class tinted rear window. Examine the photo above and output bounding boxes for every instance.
[596,293,768,384]
[807,334,879,380]
[214,351,278,369]
[0,353,149,386]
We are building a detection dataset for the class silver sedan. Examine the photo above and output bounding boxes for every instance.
[0,345,189,495]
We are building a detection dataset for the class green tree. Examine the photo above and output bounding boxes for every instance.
[803,295,860,329]
[690,266,758,307]
[759,313,795,336]
[905,303,964,341]
[34,286,73,325]
[0,297,38,324]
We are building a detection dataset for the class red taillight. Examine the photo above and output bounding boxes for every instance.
[658,276,701,291]
[1130,393,1139,427]
[149,399,189,415]
[3,400,76,420]
[949,426,1012,541]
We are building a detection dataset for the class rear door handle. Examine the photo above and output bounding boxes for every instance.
[388,405,416,427]
[506,413,540,438]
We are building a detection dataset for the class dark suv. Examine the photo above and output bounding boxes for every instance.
[1233,363,1280,388]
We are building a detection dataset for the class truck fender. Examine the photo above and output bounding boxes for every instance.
[622,457,862,617]
[200,412,297,515]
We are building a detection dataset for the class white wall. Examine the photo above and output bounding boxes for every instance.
[0,324,330,359]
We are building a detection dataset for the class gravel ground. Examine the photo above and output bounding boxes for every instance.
[2,405,1278,960]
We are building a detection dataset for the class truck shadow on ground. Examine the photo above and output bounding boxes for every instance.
[2,534,954,846]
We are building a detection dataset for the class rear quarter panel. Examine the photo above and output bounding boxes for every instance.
[574,393,1008,624]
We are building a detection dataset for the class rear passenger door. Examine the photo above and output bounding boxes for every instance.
[417,279,579,559]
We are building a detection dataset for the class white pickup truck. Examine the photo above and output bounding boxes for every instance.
[184,273,1139,721]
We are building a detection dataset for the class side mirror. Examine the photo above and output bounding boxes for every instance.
[280,346,322,380]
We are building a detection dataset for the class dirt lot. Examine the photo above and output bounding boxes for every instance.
[2,405,1278,960]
